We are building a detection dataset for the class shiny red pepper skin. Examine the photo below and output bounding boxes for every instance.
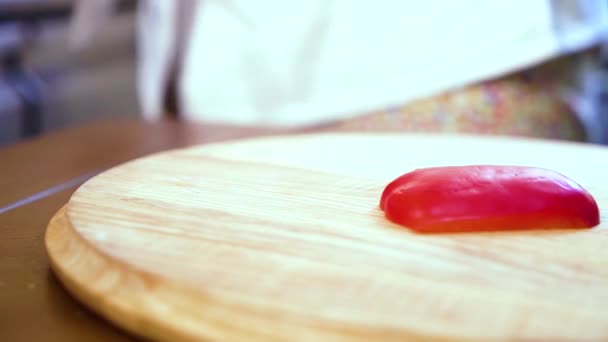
[380,165,600,233]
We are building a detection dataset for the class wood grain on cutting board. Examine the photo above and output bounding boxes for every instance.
[46,134,608,341]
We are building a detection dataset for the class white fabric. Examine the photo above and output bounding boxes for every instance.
[76,0,608,127]
[135,0,177,118]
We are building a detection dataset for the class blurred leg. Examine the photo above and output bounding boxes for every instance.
[325,54,587,142]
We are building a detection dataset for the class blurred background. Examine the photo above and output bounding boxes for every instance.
[0,0,138,146]
[1,0,607,147]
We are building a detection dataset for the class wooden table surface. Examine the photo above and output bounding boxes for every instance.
[0,118,296,341]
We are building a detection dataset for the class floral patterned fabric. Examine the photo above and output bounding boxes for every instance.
[325,53,589,142]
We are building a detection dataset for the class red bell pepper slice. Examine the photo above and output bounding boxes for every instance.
[380,165,600,233]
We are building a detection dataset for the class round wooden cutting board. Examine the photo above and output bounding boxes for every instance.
[45,133,608,341]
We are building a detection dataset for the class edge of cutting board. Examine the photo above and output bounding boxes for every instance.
[46,206,459,342]
[46,206,195,341]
